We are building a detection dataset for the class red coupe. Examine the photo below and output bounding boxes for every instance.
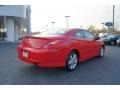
[17,28,105,71]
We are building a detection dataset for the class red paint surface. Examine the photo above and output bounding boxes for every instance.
[18,29,104,67]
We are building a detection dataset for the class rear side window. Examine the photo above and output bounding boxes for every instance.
[117,35,120,39]
[74,31,84,38]
[82,31,95,39]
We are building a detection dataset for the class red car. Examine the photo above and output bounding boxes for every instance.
[18,28,105,71]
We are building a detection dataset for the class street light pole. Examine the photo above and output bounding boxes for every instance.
[65,16,70,29]
[80,26,83,28]
[51,22,55,30]
[41,26,44,31]
[45,25,48,30]
[101,23,104,29]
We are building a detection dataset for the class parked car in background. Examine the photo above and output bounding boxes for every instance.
[18,28,105,71]
[99,33,108,38]
[100,35,109,41]
[101,34,120,45]
[117,39,120,47]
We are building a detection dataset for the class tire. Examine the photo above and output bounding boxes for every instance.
[110,41,115,46]
[66,51,79,71]
[117,43,120,47]
[98,47,105,58]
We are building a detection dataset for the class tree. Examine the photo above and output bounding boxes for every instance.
[88,25,96,32]
[87,25,98,35]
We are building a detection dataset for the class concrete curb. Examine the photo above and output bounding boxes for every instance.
[0,41,21,44]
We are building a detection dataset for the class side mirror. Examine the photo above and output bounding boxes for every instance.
[95,37,100,40]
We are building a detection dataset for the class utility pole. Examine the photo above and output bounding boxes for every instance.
[26,5,31,35]
[113,5,115,32]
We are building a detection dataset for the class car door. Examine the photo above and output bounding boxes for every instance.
[82,30,99,58]
[73,30,89,61]
[117,35,120,40]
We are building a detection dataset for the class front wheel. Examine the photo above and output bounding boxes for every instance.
[110,41,115,46]
[98,47,105,58]
[66,51,78,71]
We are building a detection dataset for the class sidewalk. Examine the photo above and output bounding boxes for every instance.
[0,40,21,44]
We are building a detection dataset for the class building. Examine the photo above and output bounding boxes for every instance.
[0,5,31,42]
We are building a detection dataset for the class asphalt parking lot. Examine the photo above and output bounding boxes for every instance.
[0,43,120,85]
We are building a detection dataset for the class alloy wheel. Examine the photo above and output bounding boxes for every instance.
[100,48,104,57]
[110,41,115,46]
[66,51,78,71]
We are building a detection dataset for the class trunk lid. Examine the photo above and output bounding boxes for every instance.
[22,36,52,48]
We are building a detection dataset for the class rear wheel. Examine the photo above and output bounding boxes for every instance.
[66,51,78,71]
[98,47,105,58]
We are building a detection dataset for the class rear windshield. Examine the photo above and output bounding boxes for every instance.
[35,29,68,36]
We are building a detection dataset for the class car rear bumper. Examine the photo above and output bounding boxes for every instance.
[17,45,66,67]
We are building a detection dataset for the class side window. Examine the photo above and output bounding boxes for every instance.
[74,31,84,38]
[83,31,95,39]
[117,35,120,39]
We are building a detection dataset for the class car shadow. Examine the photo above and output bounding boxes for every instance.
[21,56,108,76]
[14,55,111,85]
[20,64,68,77]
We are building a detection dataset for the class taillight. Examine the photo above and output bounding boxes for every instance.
[43,40,64,49]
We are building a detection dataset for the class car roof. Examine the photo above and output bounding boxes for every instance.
[64,28,87,36]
